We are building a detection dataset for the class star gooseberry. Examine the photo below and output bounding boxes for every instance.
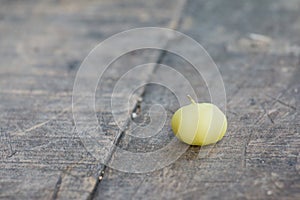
[171,95,227,146]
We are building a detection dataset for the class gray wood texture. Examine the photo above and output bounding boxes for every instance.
[1,0,299,199]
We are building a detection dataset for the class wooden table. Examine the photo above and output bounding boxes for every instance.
[1,0,299,199]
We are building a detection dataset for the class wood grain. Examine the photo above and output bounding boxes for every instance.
[0,0,182,199]
[94,0,300,199]
[0,0,299,199]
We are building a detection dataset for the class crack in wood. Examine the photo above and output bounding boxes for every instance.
[51,175,62,200]
[91,1,188,198]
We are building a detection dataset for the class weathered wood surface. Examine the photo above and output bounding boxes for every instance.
[1,0,299,199]
[0,0,182,199]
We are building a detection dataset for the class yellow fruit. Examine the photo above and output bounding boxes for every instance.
[171,96,227,146]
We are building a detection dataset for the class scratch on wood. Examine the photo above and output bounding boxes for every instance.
[243,129,254,168]
[168,0,187,29]
[131,176,147,199]
[261,103,275,124]
[10,104,72,136]
[1,130,16,158]
[265,94,296,110]
[255,103,274,124]
[267,114,274,124]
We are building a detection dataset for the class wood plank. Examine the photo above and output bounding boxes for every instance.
[0,0,183,199]
[94,0,300,199]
